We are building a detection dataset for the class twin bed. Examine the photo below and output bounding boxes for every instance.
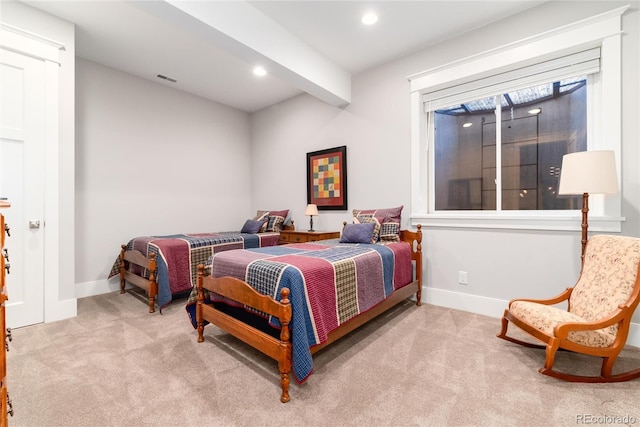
[109,210,293,312]
[187,224,423,402]
[110,208,423,402]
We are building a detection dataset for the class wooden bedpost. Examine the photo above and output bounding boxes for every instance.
[147,253,157,313]
[119,244,127,294]
[277,287,292,403]
[415,224,422,306]
[197,264,205,343]
[399,224,423,307]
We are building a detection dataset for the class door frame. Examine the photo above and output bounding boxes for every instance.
[1,23,76,324]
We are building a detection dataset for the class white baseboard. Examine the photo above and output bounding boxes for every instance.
[44,297,77,323]
[74,281,640,348]
[424,287,640,348]
[75,278,124,299]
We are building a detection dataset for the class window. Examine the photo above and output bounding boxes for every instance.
[408,6,626,232]
[432,76,589,212]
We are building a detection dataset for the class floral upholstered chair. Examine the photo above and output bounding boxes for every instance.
[497,234,640,382]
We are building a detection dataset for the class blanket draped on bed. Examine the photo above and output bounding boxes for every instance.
[109,232,280,309]
[185,240,414,383]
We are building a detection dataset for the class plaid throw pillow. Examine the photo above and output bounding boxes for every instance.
[353,206,402,242]
[254,211,270,233]
[262,209,289,232]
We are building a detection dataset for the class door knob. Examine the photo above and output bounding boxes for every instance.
[29,220,40,229]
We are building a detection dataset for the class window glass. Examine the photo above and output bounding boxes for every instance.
[432,78,586,211]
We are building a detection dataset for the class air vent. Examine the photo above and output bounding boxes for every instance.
[156,74,177,83]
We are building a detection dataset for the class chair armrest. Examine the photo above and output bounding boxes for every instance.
[553,307,627,339]
[508,287,573,308]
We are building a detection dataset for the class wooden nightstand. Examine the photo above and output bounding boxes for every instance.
[279,229,340,245]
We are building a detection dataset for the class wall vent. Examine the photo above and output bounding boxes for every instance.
[156,74,177,83]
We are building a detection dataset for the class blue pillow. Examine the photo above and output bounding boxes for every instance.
[241,219,264,234]
[340,223,375,244]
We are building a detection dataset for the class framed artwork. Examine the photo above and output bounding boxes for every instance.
[307,145,347,211]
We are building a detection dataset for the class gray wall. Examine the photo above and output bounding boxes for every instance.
[75,59,253,291]
[5,1,638,338]
[250,1,640,330]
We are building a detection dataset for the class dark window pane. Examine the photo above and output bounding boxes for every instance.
[432,78,587,211]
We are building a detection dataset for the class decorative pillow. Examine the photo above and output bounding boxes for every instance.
[264,209,289,233]
[353,206,403,242]
[254,211,270,233]
[340,223,375,244]
[353,216,380,244]
[241,219,265,234]
[379,221,400,242]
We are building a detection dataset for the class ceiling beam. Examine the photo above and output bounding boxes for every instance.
[129,0,351,108]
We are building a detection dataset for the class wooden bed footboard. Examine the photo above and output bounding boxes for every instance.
[196,268,293,402]
[400,224,422,304]
[119,245,157,313]
[196,224,423,402]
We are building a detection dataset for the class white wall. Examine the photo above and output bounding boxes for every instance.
[8,0,638,346]
[74,58,253,295]
[250,0,640,342]
[1,0,76,318]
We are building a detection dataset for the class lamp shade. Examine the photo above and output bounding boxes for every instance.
[304,204,319,216]
[558,150,618,195]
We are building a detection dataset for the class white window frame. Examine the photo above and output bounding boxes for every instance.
[408,6,628,232]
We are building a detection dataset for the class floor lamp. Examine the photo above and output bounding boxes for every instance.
[558,150,618,265]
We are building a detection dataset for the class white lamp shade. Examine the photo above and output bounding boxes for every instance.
[558,150,618,195]
[304,204,319,216]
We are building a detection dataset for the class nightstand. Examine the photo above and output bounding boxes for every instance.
[279,229,340,245]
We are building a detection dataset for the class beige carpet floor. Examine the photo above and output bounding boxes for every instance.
[7,289,640,427]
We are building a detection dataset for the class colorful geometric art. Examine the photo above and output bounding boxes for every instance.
[312,155,341,199]
[307,145,347,210]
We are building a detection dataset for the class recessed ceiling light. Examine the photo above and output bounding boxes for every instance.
[361,12,378,26]
[253,66,267,77]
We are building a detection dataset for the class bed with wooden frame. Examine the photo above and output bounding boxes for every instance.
[189,224,422,402]
[109,222,294,312]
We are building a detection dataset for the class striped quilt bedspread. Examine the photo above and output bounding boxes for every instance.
[186,240,414,383]
[109,232,281,309]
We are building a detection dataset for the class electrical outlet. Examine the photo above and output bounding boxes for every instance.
[458,271,468,285]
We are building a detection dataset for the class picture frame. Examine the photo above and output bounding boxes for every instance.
[307,145,347,211]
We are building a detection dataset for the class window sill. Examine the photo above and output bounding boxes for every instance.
[410,213,624,233]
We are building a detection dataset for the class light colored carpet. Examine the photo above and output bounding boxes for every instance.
[7,289,640,426]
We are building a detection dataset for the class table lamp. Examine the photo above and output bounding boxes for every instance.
[304,204,319,232]
[558,150,618,264]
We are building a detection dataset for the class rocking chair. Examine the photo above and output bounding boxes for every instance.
[497,234,640,382]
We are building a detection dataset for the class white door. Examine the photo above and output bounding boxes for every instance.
[0,47,46,328]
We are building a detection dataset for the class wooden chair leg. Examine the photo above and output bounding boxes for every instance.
[601,355,615,378]
[497,311,509,338]
[543,339,560,371]
[496,312,548,350]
